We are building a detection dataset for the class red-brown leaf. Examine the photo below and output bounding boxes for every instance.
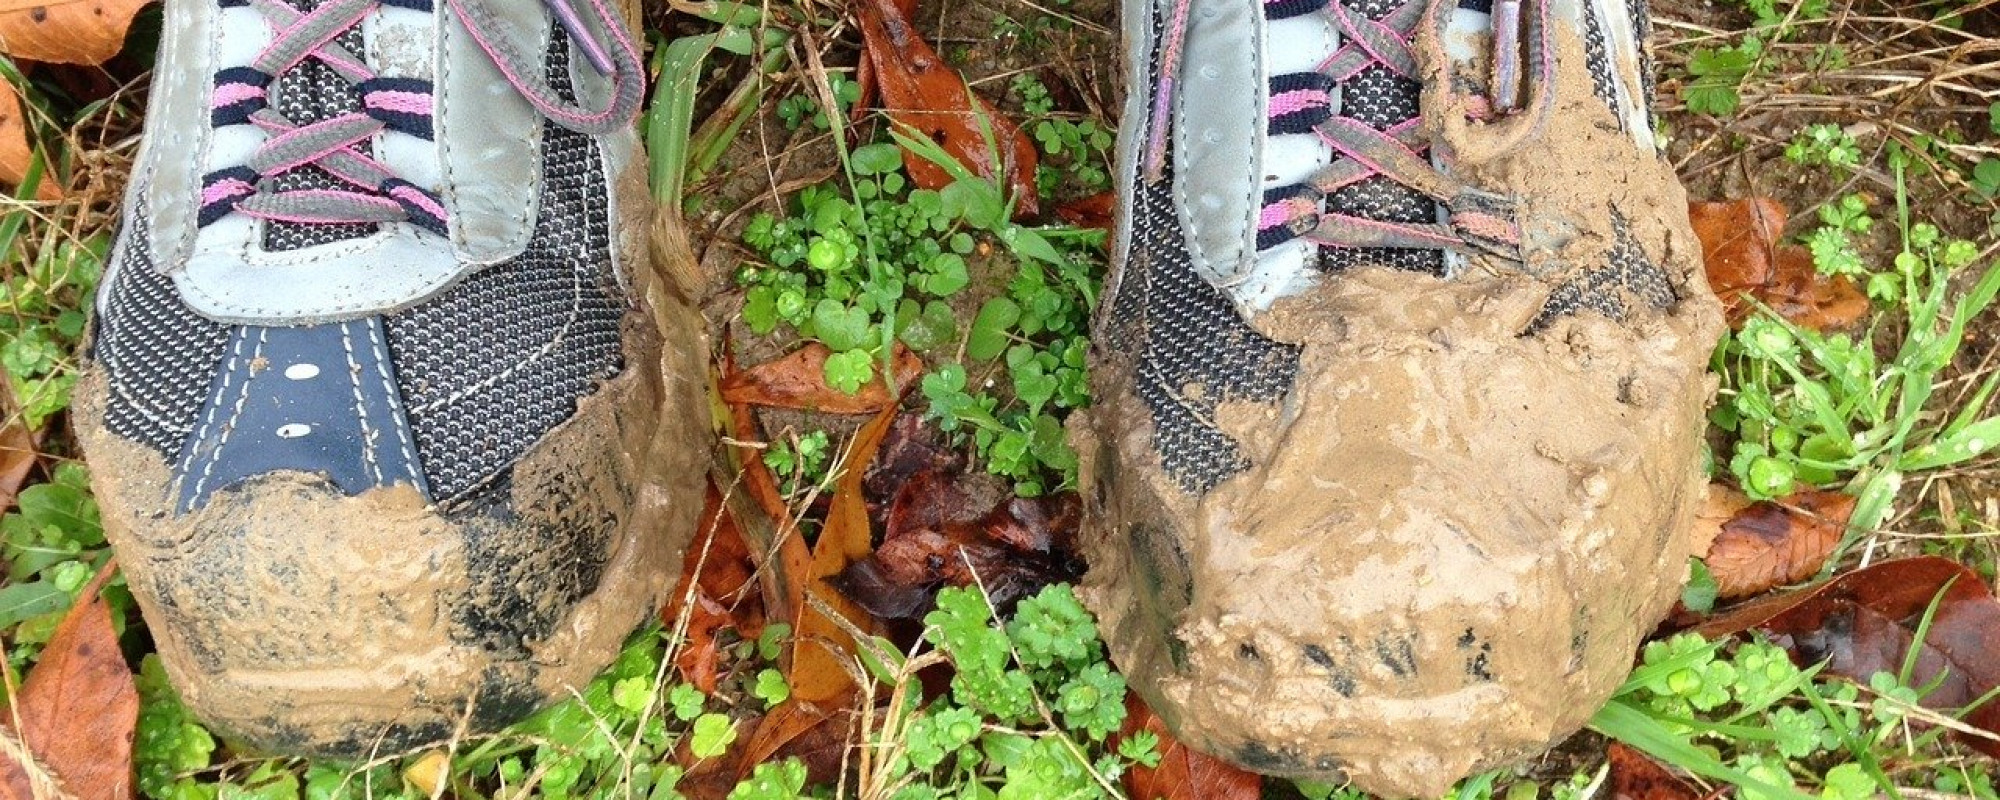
[834,464,1081,621]
[853,0,1038,216]
[8,564,137,799]
[662,487,765,693]
[1054,192,1114,231]
[1688,198,1867,331]
[1118,694,1261,800]
[1702,489,1854,599]
[1607,742,1701,800]
[0,422,37,511]
[720,343,924,414]
[721,342,815,628]
[1695,556,2000,756]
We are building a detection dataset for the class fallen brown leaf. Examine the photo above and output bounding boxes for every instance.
[1054,191,1114,231]
[853,0,1037,216]
[730,700,854,791]
[1117,694,1261,800]
[734,408,900,786]
[1607,742,1701,800]
[1696,556,2000,756]
[790,406,897,704]
[6,563,137,799]
[1688,484,1754,559]
[0,0,154,65]
[836,454,1082,620]
[1688,198,1867,331]
[720,343,923,415]
[720,343,814,629]
[1702,489,1854,599]
[0,80,57,201]
[0,422,37,511]
[661,487,764,693]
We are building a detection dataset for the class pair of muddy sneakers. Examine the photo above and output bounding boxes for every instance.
[79,0,1719,791]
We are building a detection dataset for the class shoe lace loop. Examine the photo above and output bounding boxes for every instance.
[198,0,643,234]
[1143,0,1555,259]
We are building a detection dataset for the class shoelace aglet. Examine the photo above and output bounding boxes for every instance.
[1142,79,1174,182]
[1489,0,1523,114]
[545,0,616,75]
[1143,0,1198,183]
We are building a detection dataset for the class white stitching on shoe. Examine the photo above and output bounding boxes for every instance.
[187,328,266,502]
[175,331,246,481]
[339,321,386,484]
[365,319,425,485]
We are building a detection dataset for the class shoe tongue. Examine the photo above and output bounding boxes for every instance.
[263,0,378,252]
[1438,0,1497,102]
[1317,0,1443,276]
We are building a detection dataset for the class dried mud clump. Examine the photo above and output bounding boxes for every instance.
[1073,22,1726,800]
[75,194,710,755]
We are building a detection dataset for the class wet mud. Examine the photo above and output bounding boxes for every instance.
[1074,15,1726,798]
[75,157,712,755]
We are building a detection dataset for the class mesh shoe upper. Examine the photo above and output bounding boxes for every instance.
[90,0,635,510]
[76,0,703,758]
[1103,0,1677,492]
[1081,0,1726,792]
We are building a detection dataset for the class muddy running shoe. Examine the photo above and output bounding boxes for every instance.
[74,0,706,755]
[1075,0,1724,793]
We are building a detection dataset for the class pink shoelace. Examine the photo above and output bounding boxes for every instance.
[1144,0,1558,258]
[199,0,644,234]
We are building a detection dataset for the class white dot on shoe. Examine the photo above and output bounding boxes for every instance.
[276,423,312,439]
[284,363,320,380]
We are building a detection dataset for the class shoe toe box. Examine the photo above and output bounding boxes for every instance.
[1079,282,1718,797]
[75,343,703,757]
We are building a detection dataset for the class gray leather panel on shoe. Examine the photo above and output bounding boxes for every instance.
[142,0,550,324]
[1171,0,1264,294]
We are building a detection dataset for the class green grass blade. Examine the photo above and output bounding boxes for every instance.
[1590,699,1812,800]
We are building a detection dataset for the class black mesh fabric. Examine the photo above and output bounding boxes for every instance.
[382,36,625,505]
[264,10,378,250]
[1530,210,1675,328]
[1319,0,1444,276]
[96,210,233,455]
[1629,0,1658,131]
[1106,178,1303,494]
[1103,8,1303,494]
[1581,4,1622,123]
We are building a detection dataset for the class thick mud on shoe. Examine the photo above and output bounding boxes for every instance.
[74,0,707,756]
[1073,0,1725,793]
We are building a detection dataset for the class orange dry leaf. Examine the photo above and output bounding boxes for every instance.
[721,345,813,627]
[661,487,764,693]
[732,408,899,787]
[853,0,1037,216]
[0,0,155,65]
[1118,694,1262,800]
[789,405,896,704]
[720,343,923,415]
[1687,198,1867,331]
[3,563,138,800]
[0,80,57,201]
[1701,488,1855,599]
